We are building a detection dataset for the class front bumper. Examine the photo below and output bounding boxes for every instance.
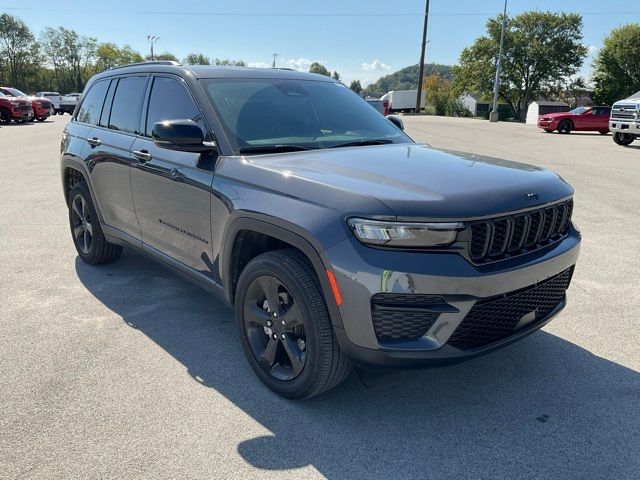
[537,119,556,130]
[324,226,581,367]
[609,120,640,135]
[33,104,51,118]
[11,108,32,120]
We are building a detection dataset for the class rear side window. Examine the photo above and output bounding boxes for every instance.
[75,80,109,126]
[99,80,117,127]
[108,76,148,134]
[145,76,203,137]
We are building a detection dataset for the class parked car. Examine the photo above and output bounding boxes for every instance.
[0,87,52,122]
[60,93,82,114]
[0,91,33,123]
[609,91,640,146]
[381,89,425,114]
[35,91,62,114]
[537,106,611,134]
[61,62,581,399]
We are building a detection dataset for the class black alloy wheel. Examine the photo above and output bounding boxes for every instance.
[235,249,351,399]
[70,193,93,255]
[557,120,572,134]
[243,275,307,381]
[0,109,11,124]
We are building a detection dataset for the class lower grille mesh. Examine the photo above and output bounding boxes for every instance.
[371,293,443,340]
[447,268,573,350]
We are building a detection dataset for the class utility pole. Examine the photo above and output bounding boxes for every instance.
[147,35,160,61]
[415,0,430,113]
[489,0,508,122]
[272,53,279,68]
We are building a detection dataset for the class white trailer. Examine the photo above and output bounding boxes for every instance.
[384,90,425,113]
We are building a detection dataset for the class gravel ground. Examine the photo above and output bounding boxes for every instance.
[1,115,638,479]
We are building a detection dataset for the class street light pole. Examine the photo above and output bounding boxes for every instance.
[147,35,159,61]
[415,0,430,113]
[489,0,508,122]
[272,53,278,68]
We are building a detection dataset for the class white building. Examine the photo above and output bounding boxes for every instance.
[525,101,569,125]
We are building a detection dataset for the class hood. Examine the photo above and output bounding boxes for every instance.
[540,111,571,119]
[234,144,573,220]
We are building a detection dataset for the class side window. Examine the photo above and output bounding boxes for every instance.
[109,76,148,134]
[75,80,109,126]
[145,76,204,137]
[99,79,116,127]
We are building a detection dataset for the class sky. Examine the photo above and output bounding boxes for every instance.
[2,0,638,86]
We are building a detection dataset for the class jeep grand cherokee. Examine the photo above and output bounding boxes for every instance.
[61,61,581,398]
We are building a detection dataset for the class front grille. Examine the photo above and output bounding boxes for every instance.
[447,268,573,351]
[371,293,442,340]
[467,199,573,263]
[17,104,31,111]
[611,104,637,120]
[39,101,52,109]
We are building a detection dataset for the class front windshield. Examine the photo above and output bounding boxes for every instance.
[201,78,411,154]
[5,88,27,97]
[569,107,589,114]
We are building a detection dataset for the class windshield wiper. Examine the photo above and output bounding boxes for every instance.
[329,139,394,148]
[238,144,317,154]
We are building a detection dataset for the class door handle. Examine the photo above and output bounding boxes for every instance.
[132,150,152,163]
[87,137,100,147]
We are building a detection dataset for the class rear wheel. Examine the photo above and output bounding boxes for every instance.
[235,249,351,399]
[557,120,572,134]
[613,132,635,146]
[68,181,122,264]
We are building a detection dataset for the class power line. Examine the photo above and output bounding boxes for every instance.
[2,7,640,17]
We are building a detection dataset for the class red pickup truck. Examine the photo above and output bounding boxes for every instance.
[0,91,33,124]
[0,87,52,122]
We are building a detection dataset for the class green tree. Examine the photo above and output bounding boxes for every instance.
[41,27,97,91]
[349,80,363,94]
[423,73,451,116]
[146,52,179,62]
[184,53,211,65]
[0,14,40,88]
[362,63,452,97]
[332,70,341,81]
[309,62,330,76]
[453,11,588,120]
[593,24,640,105]
[96,43,143,71]
[213,58,246,66]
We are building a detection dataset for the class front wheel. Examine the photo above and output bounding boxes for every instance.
[557,120,572,134]
[235,249,351,399]
[613,132,635,146]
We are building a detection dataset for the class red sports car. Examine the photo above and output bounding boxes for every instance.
[538,106,611,134]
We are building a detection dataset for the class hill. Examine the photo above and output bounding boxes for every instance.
[362,63,453,97]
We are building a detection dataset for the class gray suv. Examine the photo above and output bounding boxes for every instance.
[61,62,581,398]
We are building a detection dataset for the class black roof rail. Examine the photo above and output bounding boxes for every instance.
[109,60,181,70]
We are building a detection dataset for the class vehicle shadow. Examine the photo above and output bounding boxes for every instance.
[75,250,640,479]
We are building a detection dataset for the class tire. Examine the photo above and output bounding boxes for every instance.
[557,120,572,134]
[235,248,351,399]
[613,132,635,146]
[0,108,11,124]
[543,129,553,133]
[68,181,122,264]
[36,118,46,122]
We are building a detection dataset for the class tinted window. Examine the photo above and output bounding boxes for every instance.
[109,76,148,134]
[75,80,109,126]
[99,80,116,127]
[145,76,203,137]
[201,79,410,154]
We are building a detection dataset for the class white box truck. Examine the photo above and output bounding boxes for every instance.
[380,90,425,114]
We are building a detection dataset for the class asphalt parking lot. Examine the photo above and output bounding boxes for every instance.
[1,115,639,479]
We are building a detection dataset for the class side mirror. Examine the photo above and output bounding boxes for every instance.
[386,115,404,131]
[152,119,216,153]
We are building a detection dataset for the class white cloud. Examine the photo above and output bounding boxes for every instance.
[586,45,599,56]
[362,59,391,72]
[285,58,325,71]
[248,61,271,68]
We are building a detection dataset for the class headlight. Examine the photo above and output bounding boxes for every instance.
[347,218,464,247]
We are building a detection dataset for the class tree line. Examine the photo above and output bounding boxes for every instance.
[0,13,246,93]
